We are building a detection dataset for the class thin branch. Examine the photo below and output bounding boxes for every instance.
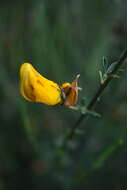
[62,48,127,146]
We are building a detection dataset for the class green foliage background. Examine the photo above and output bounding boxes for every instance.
[0,0,127,189]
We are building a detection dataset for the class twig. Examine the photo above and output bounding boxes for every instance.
[62,48,127,146]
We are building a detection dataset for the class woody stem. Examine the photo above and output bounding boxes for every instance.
[62,48,127,147]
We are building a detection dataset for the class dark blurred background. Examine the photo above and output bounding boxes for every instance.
[0,0,127,189]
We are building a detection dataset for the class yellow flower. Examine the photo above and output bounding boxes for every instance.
[20,63,62,105]
[20,63,80,107]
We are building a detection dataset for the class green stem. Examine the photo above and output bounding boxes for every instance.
[63,48,127,146]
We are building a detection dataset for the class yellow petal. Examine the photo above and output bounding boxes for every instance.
[61,83,71,89]
[20,63,62,105]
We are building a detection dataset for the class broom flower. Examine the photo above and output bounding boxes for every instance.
[20,63,80,107]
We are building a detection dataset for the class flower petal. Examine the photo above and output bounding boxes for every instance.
[20,63,62,105]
